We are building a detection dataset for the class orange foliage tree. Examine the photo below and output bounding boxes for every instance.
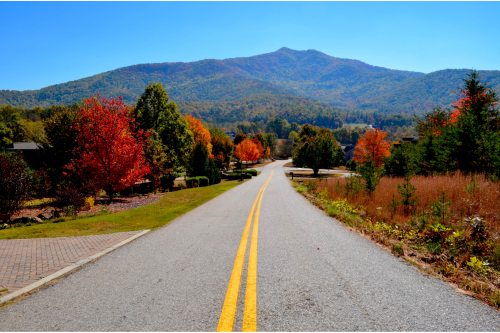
[353,129,391,166]
[251,137,265,158]
[185,115,212,156]
[234,138,261,162]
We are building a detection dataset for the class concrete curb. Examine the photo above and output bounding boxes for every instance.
[0,229,151,304]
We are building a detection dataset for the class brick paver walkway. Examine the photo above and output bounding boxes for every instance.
[0,231,143,296]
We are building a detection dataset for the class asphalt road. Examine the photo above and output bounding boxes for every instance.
[1,161,500,331]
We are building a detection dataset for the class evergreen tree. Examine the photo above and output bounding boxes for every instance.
[187,143,221,185]
[42,106,79,186]
[384,143,420,176]
[452,71,500,175]
[358,159,383,195]
[397,174,419,215]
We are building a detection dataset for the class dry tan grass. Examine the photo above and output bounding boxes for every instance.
[318,172,500,243]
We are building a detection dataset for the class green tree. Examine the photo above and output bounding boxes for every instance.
[397,174,419,215]
[144,132,170,191]
[0,122,13,149]
[358,159,383,195]
[234,133,248,146]
[0,105,29,142]
[42,106,79,186]
[452,71,500,175]
[134,82,194,189]
[293,131,344,176]
[288,131,300,144]
[384,143,420,177]
[210,128,234,170]
[263,133,278,157]
[429,191,451,224]
[298,123,319,142]
[290,122,301,133]
[413,71,500,177]
[266,117,291,138]
[187,143,220,185]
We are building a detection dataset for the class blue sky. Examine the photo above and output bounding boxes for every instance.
[1,1,499,91]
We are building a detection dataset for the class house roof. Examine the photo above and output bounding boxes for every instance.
[6,142,43,150]
[402,136,419,143]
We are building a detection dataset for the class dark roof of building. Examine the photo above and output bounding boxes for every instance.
[343,144,356,153]
[402,136,419,143]
[5,142,43,150]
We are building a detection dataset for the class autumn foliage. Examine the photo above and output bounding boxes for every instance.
[67,95,150,201]
[353,129,391,166]
[185,115,212,156]
[251,137,265,158]
[235,138,261,162]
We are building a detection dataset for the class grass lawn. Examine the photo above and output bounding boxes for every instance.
[0,181,242,240]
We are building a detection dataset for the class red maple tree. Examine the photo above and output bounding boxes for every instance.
[67,95,150,202]
[353,129,391,167]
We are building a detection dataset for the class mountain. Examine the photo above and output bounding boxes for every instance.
[1,47,499,116]
[177,93,344,127]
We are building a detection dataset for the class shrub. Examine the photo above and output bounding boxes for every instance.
[54,186,86,212]
[391,243,404,255]
[306,179,318,191]
[160,173,177,191]
[63,205,77,217]
[31,168,52,198]
[83,197,95,211]
[226,173,252,180]
[233,169,258,176]
[345,159,357,171]
[186,176,210,187]
[344,175,362,197]
[186,177,199,188]
[208,158,221,185]
[0,152,32,215]
[198,176,209,187]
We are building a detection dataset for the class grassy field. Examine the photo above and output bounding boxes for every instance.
[293,173,500,308]
[285,172,343,179]
[0,181,242,240]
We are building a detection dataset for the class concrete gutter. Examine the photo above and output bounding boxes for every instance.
[0,229,151,304]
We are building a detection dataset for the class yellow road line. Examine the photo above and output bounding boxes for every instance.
[242,170,273,332]
[217,172,273,332]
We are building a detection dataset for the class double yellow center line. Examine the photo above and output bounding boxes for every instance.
[217,170,274,332]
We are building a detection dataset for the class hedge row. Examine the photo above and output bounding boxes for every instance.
[232,169,258,176]
[185,176,209,187]
[224,173,252,180]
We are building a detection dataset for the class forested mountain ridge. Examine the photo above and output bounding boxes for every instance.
[177,93,344,128]
[1,47,499,114]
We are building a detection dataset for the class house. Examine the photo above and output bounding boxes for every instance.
[393,136,419,149]
[5,142,44,169]
[224,131,235,140]
[340,143,356,163]
[402,136,419,144]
